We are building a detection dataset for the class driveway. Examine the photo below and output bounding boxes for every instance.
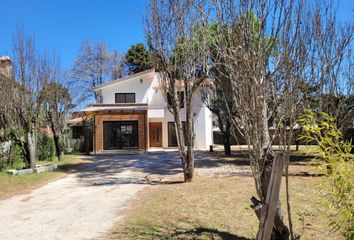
[0,152,184,240]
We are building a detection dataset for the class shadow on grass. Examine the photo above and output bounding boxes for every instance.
[169,227,252,240]
[287,172,325,177]
[112,225,252,240]
[55,150,325,188]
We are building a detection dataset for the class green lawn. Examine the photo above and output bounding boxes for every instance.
[0,154,82,200]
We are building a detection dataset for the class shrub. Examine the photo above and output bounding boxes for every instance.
[0,143,25,171]
[37,133,55,161]
[298,109,354,239]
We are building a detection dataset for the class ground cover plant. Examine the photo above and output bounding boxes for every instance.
[0,154,82,200]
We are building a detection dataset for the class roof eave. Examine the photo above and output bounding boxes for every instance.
[93,69,155,92]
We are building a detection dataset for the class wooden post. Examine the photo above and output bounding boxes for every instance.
[257,152,285,240]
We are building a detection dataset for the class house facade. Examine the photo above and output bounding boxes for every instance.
[82,69,213,153]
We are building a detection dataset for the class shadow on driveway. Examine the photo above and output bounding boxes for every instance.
[59,151,185,187]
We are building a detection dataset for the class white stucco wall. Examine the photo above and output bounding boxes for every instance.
[100,73,155,104]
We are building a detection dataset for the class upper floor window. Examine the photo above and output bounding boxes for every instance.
[115,93,136,103]
[167,91,184,108]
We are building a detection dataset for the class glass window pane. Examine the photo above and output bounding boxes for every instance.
[168,122,178,146]
[103,121,138,149]
[126,93,135,103]
[115,93,135,103]
[115,93,125,103]
[168,121,186,147]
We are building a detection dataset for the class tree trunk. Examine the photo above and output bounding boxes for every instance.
[26,131,36,169]
[183,145,194,182]
[217,114,232,156]
[7,143,13,166]
[48,115,64,161]
[223,120,232,156]
[184,86,195,182]
[53,134,63,161]
[224,139,231,156]
[257,100,289,240]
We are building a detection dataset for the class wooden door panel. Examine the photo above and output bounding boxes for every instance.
[149,122,162,147]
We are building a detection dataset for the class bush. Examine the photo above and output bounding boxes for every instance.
[0,143,25,171]
[37,133,55,161]
[299,109,354,239]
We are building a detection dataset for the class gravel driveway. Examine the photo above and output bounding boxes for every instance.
[0,152,183,240]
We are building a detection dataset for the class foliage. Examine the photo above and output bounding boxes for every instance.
[0,143,24,171]
[321,93,354,131]
[298,109,354,239]
[36,133,55,161]
[39,82,74,160]
[124,43,152,75]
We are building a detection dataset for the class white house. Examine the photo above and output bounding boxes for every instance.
[82,69,213,153]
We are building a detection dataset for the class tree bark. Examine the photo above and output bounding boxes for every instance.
[49,119,64,161]
[258,100,289,240]
[183,86,195,182]
[7,143,13,166]
[217,115,232,156]
[223,120,232,156]
[26,131,36,169]
[53,134,63,161]
[183,148,194,182]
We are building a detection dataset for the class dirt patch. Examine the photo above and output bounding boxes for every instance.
[107,149,341,240]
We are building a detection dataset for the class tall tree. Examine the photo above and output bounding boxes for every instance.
[209,0,353,239]
[146,0,210,182]
[124,43,153,75]
[111,49,124,79]
[201,24,238,156]
[39,77,74,161]
[71,41,123,104]
[8,28,42,169]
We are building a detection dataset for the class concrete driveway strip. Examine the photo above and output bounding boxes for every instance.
[0,156,159,240]
[0,173,145,240]
[0,152,183,240]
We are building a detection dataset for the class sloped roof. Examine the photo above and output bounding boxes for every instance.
[93,69,155,91]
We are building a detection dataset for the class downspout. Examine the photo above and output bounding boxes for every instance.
[144,111,147,153]
[93,114,96,155]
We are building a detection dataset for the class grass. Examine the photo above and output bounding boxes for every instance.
[0,154,82,200]
[108,147,343,240]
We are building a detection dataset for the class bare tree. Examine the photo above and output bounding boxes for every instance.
[146,0,210,182]
[201,70,236,156]
[303,1,354,130]
[0,57,20,166]
[39,55,74,161]
[9,28,42,168]
[70,41,123,104]
[208,0,353,239]
[111,49,124,80]
[201,24,239,156]
[208,1,304,239]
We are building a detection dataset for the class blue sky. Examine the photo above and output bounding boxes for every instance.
[0,0,353,71]
[0,0,149,69]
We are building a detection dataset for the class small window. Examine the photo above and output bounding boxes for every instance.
[167,91,184,108]
[115,93,136,103]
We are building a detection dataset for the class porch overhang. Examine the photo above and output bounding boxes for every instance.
[81,103,148,114]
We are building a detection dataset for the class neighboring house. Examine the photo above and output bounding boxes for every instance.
[82,69,213,153]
